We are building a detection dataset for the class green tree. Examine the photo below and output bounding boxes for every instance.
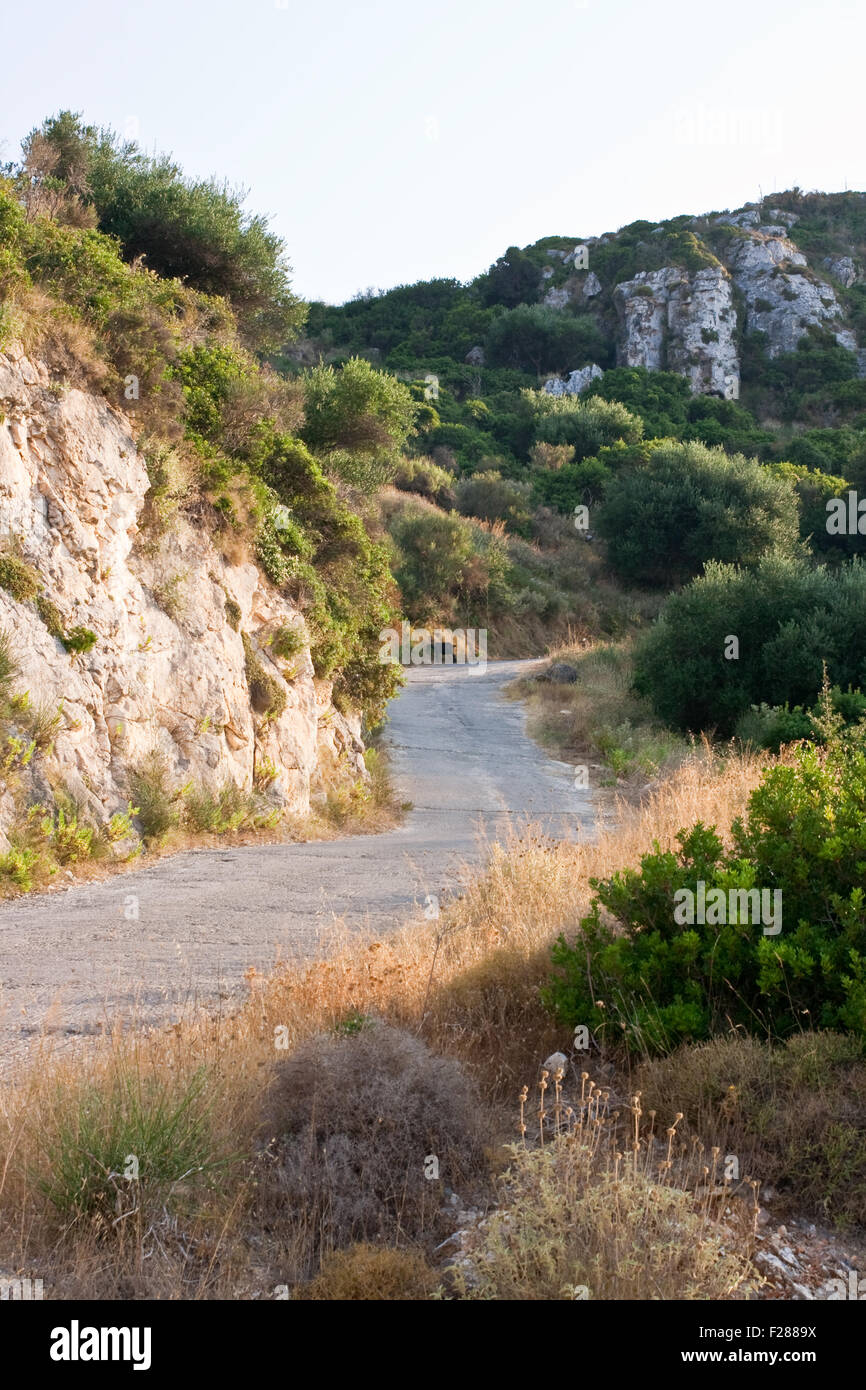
[301,357,417,459]
[596,441,800,587]
[477,245,543,308]
[633,554,866,734]
[485,304,607,375]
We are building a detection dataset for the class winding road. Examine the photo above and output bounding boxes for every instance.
[0,659,596,1058]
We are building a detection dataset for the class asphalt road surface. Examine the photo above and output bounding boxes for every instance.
[0,659,597,1058]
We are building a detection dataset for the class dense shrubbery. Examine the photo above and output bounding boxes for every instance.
[528,390,643,460]
[596,440,801,586]
[734,684,866,751]
[14,112,304,351]
[633,554,866,734]
[485,304,609,375]
[454,470,533,536]
[546,720,866,1052]
[301,356,417,458]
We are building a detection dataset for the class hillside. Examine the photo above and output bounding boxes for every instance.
[301,191,866,479]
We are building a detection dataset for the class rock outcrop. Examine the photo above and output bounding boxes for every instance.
[614,266,740,398]
[543,363,604,397]
[0,348,365,852]
[723,225,855,357]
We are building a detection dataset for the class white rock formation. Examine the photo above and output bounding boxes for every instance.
[725,229,853,357]
[614,266,740,397]
[542,285,571,310]
[822,254,858,288]
[543,363,604,397]
[0,347,366,851]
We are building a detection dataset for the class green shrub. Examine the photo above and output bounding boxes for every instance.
[62,625,97,655]
[455,470,533,536]
[242,633,286,720]
[301,357,417,458]
[23,111,305,351]
[528,390,643,461]
[269,624,304,661]
[34,593,66,641]
[391,455,456,507]
[0,554,41,602]
[546,723,866,1052]
[129,752,182,840]
[633,553,866,734]
[596,440,800,587]
[34,1064,225,1221]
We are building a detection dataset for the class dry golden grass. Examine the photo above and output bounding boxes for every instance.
[449,1070,757,1301]
[0,747,769,1297]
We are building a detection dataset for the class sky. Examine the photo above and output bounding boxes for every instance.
[1,0,864,304]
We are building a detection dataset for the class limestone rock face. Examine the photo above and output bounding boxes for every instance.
[614,266,739,397]
[724,228,852,357]
[542,285,571,310]
[543,363,604,397]
[0,348,365,851]
[822,254,859,289]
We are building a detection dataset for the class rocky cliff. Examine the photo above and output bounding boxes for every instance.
[0,347,366,854]
[539,197,866,399]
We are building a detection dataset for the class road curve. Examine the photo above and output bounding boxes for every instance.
[0,659,595,1057]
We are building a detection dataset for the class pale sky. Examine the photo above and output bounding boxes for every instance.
[2,0,863,303]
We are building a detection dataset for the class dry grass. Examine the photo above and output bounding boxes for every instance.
[510,636,691,796]
[638,1032,866,1229]
[0,748,769,1297]
[449,1070,756,1300]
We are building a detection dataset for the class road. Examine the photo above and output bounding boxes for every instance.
[0,659,596,1056]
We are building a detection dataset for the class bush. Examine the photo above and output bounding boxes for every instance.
[455,470,533,536]
[129,752,182,840]
[62,625,97,655]
[269,624,305,661]
[242,633,286,720]
[301,357,417,457]
[528,390,643,461]
[735,684,866,751]
[391,455,456,508]
[633,553,866,734]
[295,1244,437,1300]
[453,1117,750,1300]
[545,723,866,1052]
[596,441,800,587]
[477,245,543,308]
[255,1023,486,1275]
[388,506,511,623]
[24,111,306,351]
[485,304,607,375]
[0,553,41,602]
